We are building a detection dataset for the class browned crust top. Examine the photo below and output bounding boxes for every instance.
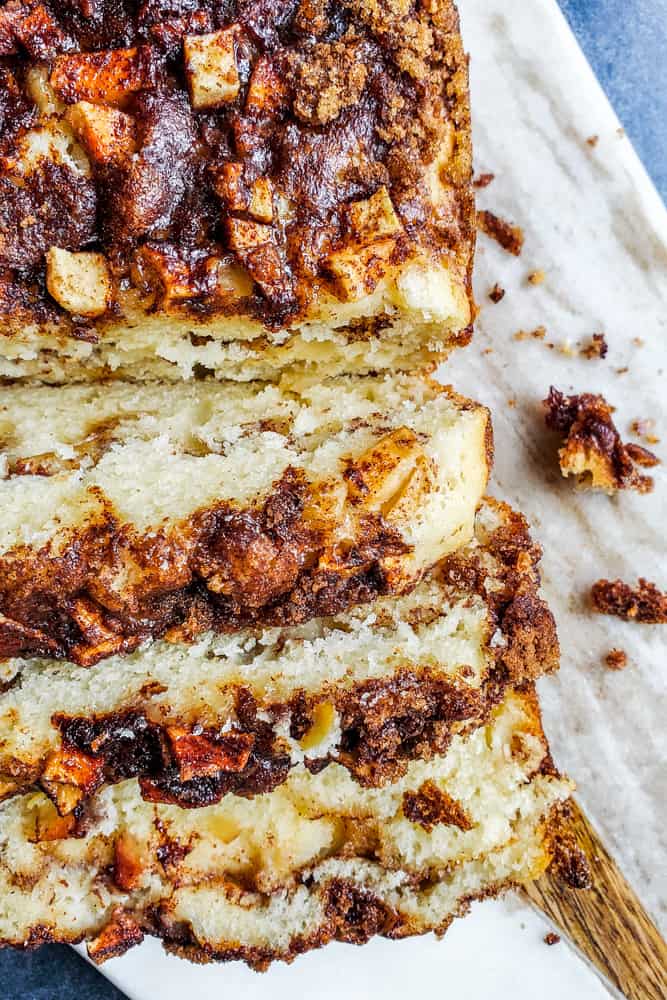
[0,0,473,338]
[544,387,660,494]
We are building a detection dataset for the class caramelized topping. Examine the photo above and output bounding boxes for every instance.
[0,0,472,331]
[165,728,254,782]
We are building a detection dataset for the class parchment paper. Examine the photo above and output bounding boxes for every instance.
[445,0,667,932]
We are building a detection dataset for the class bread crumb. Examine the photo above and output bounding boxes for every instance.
[527,269,545,286]
[489,283,505,303]
[477,210,524,256]
[544,387,660,494]
[580,333,608,360]
[507,398,516,408]
[473,173,495,188]
[544,932,561,946]
[604,649,628,671]
[592,578,667,624]
[631,419,660,445]
[633,337,644,347]
[514,326,546,342]
[616,367,629,375]
[586,135,599,147]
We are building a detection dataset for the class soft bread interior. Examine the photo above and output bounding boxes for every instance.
[0,690,572,964]
[0,376,489,562]
[0,498,555,806]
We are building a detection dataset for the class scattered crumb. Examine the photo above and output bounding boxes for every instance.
[556,340,577,357]
[488,283,505,303]
[592,578,667,624]
[580,333,609,360]
[474,172,495,189]
[514,326,546,342]
[528,269,545,286]
[633,337,645,347]
[482,347,494,355]
[604,649,628,671]
[617,127,625,138]
[477,210,525,256]
[616,366,629,375]
[507,398,516,408]
[586,135,599,147]
[631,419,660,445]
[543,387,660,494]
[544,933,561,946]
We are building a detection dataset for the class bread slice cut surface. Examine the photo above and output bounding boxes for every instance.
[0,375,491,666]
[0,498,559,809]
[0,689,573,968]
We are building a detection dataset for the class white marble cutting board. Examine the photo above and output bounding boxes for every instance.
[95,1,667,996]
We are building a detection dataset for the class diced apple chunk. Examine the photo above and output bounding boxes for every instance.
[245,55,289,114]
[46,248,112,317]
[347,185,402,242]
[30,799,77,843]
[66,101,137,165]
[212,161,248,212]
[88,910,144,964]
[249,177,273,222]
[226,217,272,254]
[50,45,155,106]
[25,65,64,115]
[134,244,253,305]
[325,238,398,302]
[165,727,254,782]
[344,428,424,512]
[184,28,240,110]
[134,245,205,303]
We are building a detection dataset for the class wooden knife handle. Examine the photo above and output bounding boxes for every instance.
[524,800,667,1000]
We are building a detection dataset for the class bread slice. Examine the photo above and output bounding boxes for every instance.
[0,2,473,383]
[0,498,558,810]
[0,689,573,967]
[0,376,491,666]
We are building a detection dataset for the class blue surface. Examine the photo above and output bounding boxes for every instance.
[559,0,667,201]
[4,3,666,998]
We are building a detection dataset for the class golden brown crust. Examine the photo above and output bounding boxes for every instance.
[544,801,593,890]
[0,0,473,347]
[544,387,660,493]
[591,578,667,624]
